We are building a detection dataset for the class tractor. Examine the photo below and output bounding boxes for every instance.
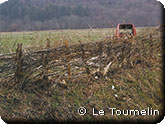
[115,23,136,39]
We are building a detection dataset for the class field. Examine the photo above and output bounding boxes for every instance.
[0,27,155,54]
[0,28,114,54]
[0,27,164,123]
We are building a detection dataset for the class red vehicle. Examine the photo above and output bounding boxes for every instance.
[115,23,137,38]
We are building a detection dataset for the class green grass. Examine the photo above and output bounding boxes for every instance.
[0,27,159,54]
[0,28,115,54]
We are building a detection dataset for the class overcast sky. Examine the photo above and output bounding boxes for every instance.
[0,0,165,5]
[0,0,8,4]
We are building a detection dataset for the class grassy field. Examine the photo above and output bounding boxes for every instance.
[0,27,158,53]
[0,27,164,123]
[0,28,113,53]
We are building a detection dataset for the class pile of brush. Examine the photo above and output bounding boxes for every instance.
[0,30,162,92]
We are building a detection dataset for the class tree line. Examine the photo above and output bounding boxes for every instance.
[0,0,163,31]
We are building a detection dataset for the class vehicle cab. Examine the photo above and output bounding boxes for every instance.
[115,23,137,38]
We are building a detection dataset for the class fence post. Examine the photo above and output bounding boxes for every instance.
[15,43,23,80]
[79,41,91,76]
[98,42,103,71]
[79,41,85,61]
[64,40,71,79]
[42,54,48,80]
[67,64,71,78]
[46,38,50,49]
[65,40,69,48]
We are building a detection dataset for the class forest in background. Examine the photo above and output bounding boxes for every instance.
[0,0,163,32]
